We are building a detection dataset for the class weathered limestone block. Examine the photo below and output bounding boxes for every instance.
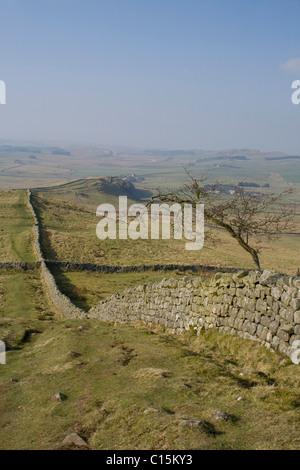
[247,322,257,335]
[269,319,280,335]
[279,307,295,323]
[229,306,238,316]
[294,311,300,324]
[260,316,271,328]
[256,299,267,313]
[290,334,300,345]
[290,298,300,310]
[292,278,300,289]
[271,286,282,300]
[277,328,291,342]
[242,297,256,312]
[278,341,289,355]
[294,325,300,335]
[271,336,281,348]
[260,271,282,286]
[256,324,268,340]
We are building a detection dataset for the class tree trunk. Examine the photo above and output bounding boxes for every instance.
[250,249,260,270]
[205,213,261,270]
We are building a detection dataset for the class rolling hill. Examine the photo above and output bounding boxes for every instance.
[32,176,152,208]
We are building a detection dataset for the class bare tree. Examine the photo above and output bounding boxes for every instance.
[150,169,295,270]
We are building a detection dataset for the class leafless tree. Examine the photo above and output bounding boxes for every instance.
[150,169,296,270]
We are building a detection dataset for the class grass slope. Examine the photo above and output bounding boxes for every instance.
[52,270,207,311]
[0,318,299,450]
[33,176,151,208]
[0,188,300,450]
[32,192,300,274]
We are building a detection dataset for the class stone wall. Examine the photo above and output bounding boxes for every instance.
[27,190,300,360]
[27,190,85,319]
[89,270,300,360]
[45,260,241,274]
[0,261,36,270]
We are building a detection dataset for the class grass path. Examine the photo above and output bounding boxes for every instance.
[1,272,34,319]
[0,190,36,262]
[10,191,36,262]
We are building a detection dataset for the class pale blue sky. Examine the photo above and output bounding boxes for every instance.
[1,0,300,152]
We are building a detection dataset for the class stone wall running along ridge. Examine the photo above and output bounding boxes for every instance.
[26,190,300,361]
[27,190,85,319]
[89,270,300,362]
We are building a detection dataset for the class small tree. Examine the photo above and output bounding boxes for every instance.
[151,169,295,270]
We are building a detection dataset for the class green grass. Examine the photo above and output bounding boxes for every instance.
[0,190,36,262]
[32,176,149,208]
[0,319,299,450]
[1,186,300,450]
[0,269,59,349]
[52,270,208,310]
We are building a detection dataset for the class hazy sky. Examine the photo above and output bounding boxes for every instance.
[1,0,300,152]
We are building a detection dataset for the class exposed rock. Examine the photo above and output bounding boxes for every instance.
[62,433,88,448]
[67,350,81,358]
[17,381,29,387]
[53,392,67,402]
[212,410,230,421]
[260,271,283,286]
[181,419,204,427]
[144,407,160,414]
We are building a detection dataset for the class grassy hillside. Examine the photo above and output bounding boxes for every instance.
[52,269,207,311]
[1,314,300,450]
[0,188,300,450]
[31,192,300,275]
[33,176,151,208]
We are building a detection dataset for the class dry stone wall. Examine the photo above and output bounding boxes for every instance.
[45,261,241,274]
[27,190,85,319]
[0,261,35,270]
[27,190,300,360]
[89,270,300,361]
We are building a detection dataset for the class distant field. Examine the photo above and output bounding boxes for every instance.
[1,145,300,193]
